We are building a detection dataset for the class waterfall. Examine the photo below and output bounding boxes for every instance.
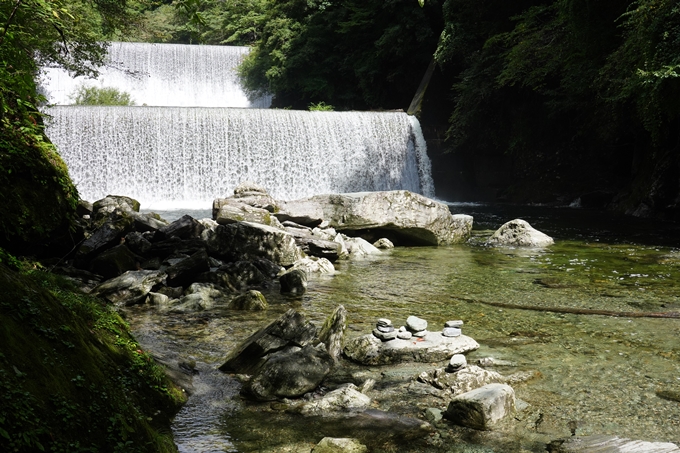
[45,106,434,209]
[39,42,271,108]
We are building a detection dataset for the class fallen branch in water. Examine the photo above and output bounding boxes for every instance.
[453,296,680,319]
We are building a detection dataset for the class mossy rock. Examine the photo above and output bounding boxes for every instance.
[0,128,80,256]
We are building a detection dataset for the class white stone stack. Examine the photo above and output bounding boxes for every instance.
[443,320,463,337]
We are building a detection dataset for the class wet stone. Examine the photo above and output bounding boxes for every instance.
[443,327,462,337]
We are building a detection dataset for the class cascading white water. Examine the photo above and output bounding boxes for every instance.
[45,106,434,209]
[40,42,271,108]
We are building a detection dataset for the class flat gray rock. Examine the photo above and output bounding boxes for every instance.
[279,191,472,246]
[444,383,516,430]
[547,435,680,453]
[343,331,479,365]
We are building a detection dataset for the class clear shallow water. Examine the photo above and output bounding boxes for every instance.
[125,205,680,452]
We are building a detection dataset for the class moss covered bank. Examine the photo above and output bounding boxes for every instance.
[0,259,186,452]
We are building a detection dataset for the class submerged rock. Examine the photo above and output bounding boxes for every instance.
[228,290,268,311]
[312,437,368,453]
[299,384,371,417]
[547,435,680,453]
[486,219,554,247]
[444,383,516,430]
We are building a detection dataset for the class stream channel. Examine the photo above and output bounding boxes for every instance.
[129,204,680,452]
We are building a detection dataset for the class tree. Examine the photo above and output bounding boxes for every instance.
[0,0,144,253]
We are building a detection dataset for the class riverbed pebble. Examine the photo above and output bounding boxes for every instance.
[412,330,428,338]
[445,320,464,328]
[376,318,392,328]
[446,354,467,373]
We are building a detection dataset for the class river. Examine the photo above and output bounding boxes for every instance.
[126,203,680,452]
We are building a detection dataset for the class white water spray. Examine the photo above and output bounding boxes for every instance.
[46,106,434,209]
[40,42,271,108]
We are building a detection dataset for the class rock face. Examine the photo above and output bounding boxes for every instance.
[444,383,516,430]
[278,191,472,246]
[219,309,318,374]
[547,435,680,453]
[245,344,334,400]
[343,331,479,365]
[487,219,554,247]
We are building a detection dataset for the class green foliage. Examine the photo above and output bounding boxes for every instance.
[70,85,136,106]
[0,265,185,453]
[0,0,146,253]
[239,0,444,110]
[308,101,334,111]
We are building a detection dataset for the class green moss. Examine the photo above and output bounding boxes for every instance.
[0,264,186,453]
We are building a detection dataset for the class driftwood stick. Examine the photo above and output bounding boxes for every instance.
[453,296,680,319]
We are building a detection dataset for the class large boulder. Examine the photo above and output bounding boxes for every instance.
[444,383,516,430]
[205,221,303,266]
[244,344,334,400]
[278,191,472,246]
[344,331,479,366]
[76,209,134,260]
[219,309,318,373]
[164,248,211,288]
[90,270,166,306]
[487,219,554,247]
[213,198,282,227]
[156,214,205,240]
[89,244,139,279]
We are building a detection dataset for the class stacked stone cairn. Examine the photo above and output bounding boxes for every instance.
[373,318,397,341]
[371,316,467,342]
[443,319,464,337]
